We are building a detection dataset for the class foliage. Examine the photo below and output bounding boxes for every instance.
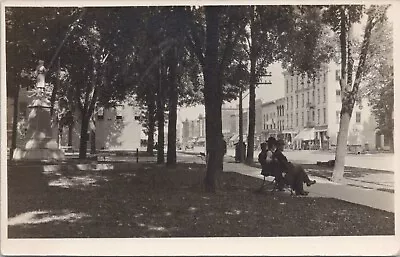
[361,20,393,140]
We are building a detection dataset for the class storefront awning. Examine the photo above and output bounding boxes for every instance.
[293,128,315,141]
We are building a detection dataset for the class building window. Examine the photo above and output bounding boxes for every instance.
[317,75,320,84]
[356,112,361,123]
[336,111,340,124]
[323,108,326,124]
[317,109,320,124]
[291,78,293,92]
[282,106,284,116]
[323,72,326,82]
[296,94,299,108]
[301,112,304,127]
[323,87,326,103]
[266,114,268,121]
[296,112,298,127]
[302,93,304,107]
[312,110,315,121]
[291,113,293,128]
[335,69,341,81]
[307,110,309,122]
[307,92,310,104]
[291,96,293,110]
[312,90,315,104]
[296,76,299,90]
[317,88,320,104]
[287,97,289,110]
[336,89,341,102]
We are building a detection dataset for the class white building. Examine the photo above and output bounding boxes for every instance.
[7,89,143,153]
[282,61,378,151]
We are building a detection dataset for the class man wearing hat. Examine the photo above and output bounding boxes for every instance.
[258,137,285,191]
[274,139,316,195]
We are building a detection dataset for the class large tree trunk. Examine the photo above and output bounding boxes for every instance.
[238,89,244,163]
[167,47,178,166]
[147,97,156,156]
[203,6,223,193]
[68,123,73,147]
[90,128,96,154]
[333,7,350,182]
[332,110,351,182]
[10,85,20,160]
[246,7,256,164]
[79,113,89,159]
[156,59,165,164]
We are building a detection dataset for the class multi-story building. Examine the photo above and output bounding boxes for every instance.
[282,61,378,150]
[260,100,278,142]
[275,97,286,136]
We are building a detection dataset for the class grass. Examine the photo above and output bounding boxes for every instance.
[8,162,394,238]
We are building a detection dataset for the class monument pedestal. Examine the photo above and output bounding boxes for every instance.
[13,93,65,161]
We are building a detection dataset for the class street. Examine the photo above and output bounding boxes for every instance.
[223,148,394,171]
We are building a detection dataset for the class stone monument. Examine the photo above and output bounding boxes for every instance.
[13,60,65,161]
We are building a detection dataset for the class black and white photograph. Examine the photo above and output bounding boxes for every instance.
[1,1,398,255]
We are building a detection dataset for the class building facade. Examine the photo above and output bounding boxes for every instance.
[281,61,378,150]
[7,89,142,153]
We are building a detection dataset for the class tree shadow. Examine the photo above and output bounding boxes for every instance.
[8,162,394,238]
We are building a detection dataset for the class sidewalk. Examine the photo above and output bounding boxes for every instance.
[223,162,395,213]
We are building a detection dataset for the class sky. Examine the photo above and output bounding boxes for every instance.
[178,62,285,122]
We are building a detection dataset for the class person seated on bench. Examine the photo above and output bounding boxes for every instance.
[274,139,316,195]
[258,137,285,191]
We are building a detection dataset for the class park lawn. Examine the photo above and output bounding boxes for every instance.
[8,162,394,238]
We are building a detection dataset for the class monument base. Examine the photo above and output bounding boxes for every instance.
[13,147,65,161]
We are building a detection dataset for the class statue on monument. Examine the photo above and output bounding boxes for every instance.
[12,59,65,161]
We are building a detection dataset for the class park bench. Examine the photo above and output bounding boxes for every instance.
[258,169,295,195]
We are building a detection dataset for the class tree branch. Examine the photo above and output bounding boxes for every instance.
[186,34,205,68]
[351,10,380,96]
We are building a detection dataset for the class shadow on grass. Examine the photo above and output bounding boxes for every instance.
[8,162,394,238]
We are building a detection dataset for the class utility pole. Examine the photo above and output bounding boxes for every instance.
[238,71,272,163]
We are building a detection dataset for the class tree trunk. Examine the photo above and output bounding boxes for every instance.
[167,47,178,166]
[332,110,351,182]
[68,123,73,147]
[79,113,89,159]
[246,7,257,164]
[203,6,223,193]
[147,97,156,156]
[157,57,165,164]
[10,85,20,160]
[90,129,96,154]
[238,89,244,162]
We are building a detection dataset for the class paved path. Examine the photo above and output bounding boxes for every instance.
[223,161,395,213]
